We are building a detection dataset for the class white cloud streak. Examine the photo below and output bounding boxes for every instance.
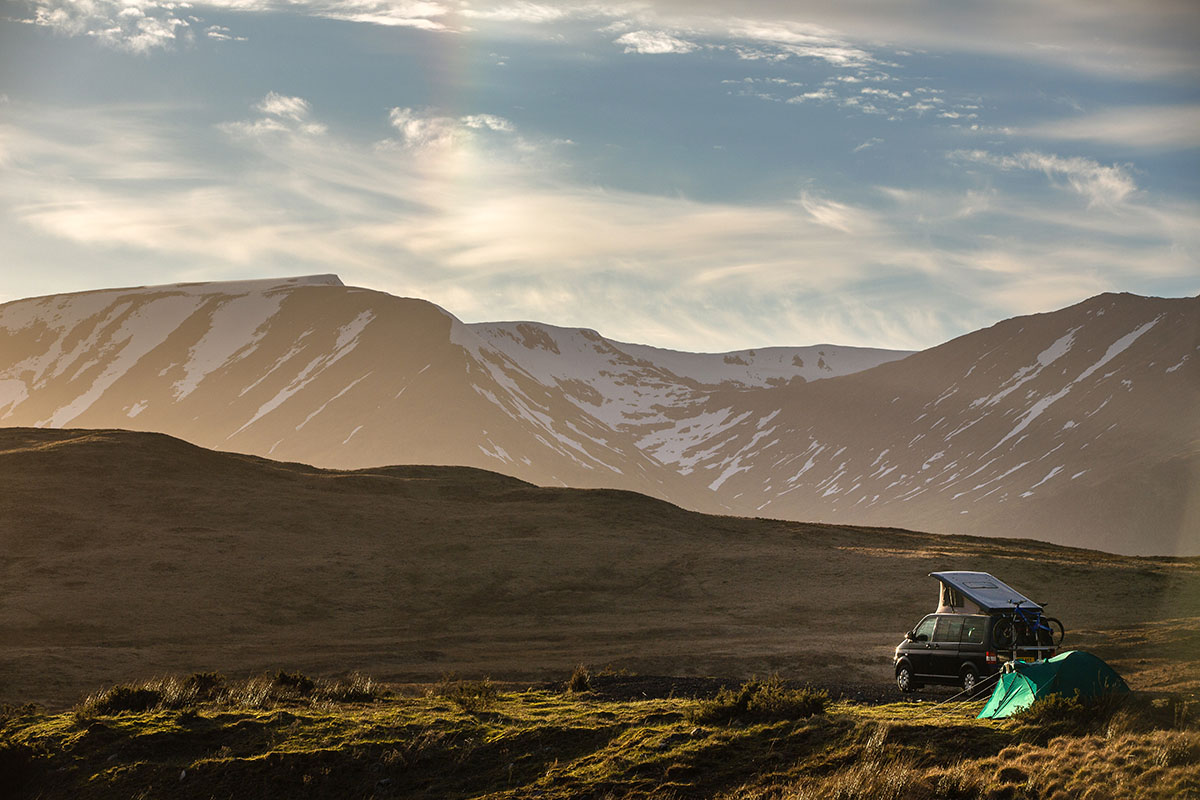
[28,0,191,53]
[458,2,567,23]
[952,150,1138,207]
[1019,106,1200,151]
[256,92,312,121]
[223,92,328,136]
[20,0,456,51]
[727,20,874,67]
[385,107,516,152]
[624,0,1200,79]
[20,1,1197,86]
[614,30,699,55]
[785,89,834,103]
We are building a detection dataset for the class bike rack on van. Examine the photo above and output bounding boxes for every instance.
[994,601,1065,665]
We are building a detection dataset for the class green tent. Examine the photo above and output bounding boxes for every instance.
[978,650,1130,719]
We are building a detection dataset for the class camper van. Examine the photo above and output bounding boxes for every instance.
[893,571,1063,693]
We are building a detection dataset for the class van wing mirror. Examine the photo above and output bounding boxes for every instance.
[905,630,916,641]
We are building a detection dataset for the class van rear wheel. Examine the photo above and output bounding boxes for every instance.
[961,666,979,693]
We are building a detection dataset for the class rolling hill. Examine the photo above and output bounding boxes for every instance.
[1,428,1196,707]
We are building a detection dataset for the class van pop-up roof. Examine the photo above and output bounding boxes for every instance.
[930,571,1041,614]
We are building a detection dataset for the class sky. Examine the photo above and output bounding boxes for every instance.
[1,0,1197,351]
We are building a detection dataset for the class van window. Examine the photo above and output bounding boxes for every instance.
[960,618,985,644]
[913,616,937,641]
[934,615,964,643]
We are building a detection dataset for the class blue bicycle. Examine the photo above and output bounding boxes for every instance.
[992,600,1065,653]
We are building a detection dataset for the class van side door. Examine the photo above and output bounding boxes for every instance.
[959,615,988,673]
[930,615,965,679]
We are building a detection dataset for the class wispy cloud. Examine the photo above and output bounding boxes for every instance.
[256,92,312,121]
[614,30,699,55]
[204,24,246,42]
[223,92,328,137]
[19,0,456,51]
[952,149,1138,207]
[457,2,567,23]
[26,0,190,53]
[638,0,1200,79]
[299,0,453,30]
[726,20,875,67]
[785,89,834,103]
[16,0,1200,85]
[384,107,517,153]
[1018,105,1200,151]
[797,191,870,233]
[2,101,1195,351]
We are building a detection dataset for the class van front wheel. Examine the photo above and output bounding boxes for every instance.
[896,664,921,693]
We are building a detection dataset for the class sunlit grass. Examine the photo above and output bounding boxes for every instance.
[2,675,1196,799]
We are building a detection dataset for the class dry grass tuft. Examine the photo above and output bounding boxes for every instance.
[566,663,592,694]
[73,671,384,716]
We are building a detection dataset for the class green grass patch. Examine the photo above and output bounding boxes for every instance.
[3,675,1196,799]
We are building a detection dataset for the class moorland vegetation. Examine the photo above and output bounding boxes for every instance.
[1,669,1196,799]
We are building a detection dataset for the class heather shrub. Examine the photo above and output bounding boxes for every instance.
[691,675,827,724]
[78,686,161,716]
[317,673,379,703]
[1014,691,1128,743]
[74,670,382,715]
[184,671,225,700]
[272,670,315,697]
[434,675,498,712]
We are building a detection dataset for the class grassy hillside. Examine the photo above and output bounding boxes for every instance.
[2,672,1196,799]
[1,427,1198,709]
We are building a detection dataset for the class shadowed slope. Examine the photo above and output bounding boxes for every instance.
[1,428,1196,707]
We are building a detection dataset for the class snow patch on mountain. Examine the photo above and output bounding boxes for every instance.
[174,292,289,399]
[231,309,375,436]
[41,295,209,427]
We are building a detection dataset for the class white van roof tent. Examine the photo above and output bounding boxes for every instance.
[929,571,1041,614]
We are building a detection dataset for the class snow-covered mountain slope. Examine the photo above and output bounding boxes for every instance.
[456,321,908,468]
[678,292,1200,555]
[1,277,1195,554]
[0,276,675,494]
[0,275,901,498]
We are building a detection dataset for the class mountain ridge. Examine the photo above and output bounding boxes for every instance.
[0,277,1195,555]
